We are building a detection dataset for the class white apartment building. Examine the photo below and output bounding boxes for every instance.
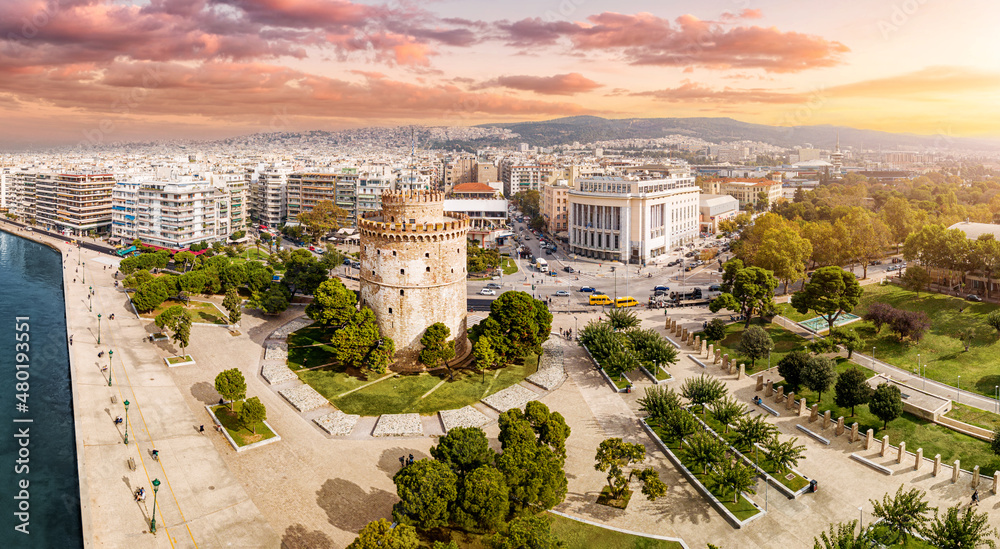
[500,161,543,196]
[111,179,141,242]
[127,177,237,249]
[35,172,115,235]
[251,165,290,229]
[568,171,699,264]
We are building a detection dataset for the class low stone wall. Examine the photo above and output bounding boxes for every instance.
[936,415,994,442]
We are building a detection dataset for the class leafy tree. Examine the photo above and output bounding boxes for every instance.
[863,302,896,334]
[123,269,155,289]
[834,366,873,416]
[472,335,498,382]
[709,260,778,328]
[154,305,193,353]
[777,351,810,391]
[958,327,976,352]
[890,310,931,342]
[836,208,892,279]
[714,456,757,504]
[755,224,812,294]
[684,432,726,474]
[452,466,509,533]
[869,382,903,429]
[737,325,773,368]
[922,506,998,549]
[496,402,569,513]
[522,400,571,460]
[808,337,839,355]
[131,278,172,312]
[244,261,275,294]
[594,438,667,502]
[468,244,501,273]
[214,368,247,409]
[987,311,1000,338]
[392,459,457,530]
[625,329,678,369]
[733,414,778,461]
[298,200,347,243]
[305,278,357,327]
[637,385,681,422]
[993,425,1000,458]
[239,396,266,434]
[802,356,837,402]
[762,436,805,474]
[703,318,727,342]
[606,308,640,331]
[680,374,728,413]
[470,291,552,364]
[709,396,746,433]
[223,287,242,326]
[813,520,873,549]
[347,519,419,549]
[320,244,347,270]
[431,427,495,476]
[832,328,863,359]
[332,308,394,376]
[486,515,562,549]
[901,265,931,295]
[790,266,864,334]
[419,322,456,369]
[257,282,290,315]
[283,249,328,298]
[869,486,933,545]
[660,406,698,442]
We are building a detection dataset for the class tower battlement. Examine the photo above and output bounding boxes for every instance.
[380,190,444,205]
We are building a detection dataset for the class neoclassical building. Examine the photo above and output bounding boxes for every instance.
[358,190,470,370]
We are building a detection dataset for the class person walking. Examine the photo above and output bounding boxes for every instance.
[972,489,980,507]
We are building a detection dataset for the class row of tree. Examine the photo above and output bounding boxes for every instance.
[213,368,268,434]
[578,309,678,378]
[305,278,395,376]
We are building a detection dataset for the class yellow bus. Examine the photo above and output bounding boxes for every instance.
[589,294,613,306]
[615,296,639,308]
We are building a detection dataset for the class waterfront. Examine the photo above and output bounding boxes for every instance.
[0,229,83,547]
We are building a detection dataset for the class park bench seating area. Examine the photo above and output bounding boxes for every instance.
[688,355,707,369]
[796,424,831,445]
[850,453,893,475]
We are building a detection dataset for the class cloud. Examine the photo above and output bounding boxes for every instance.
[827,66,1000,98]
[478,73,602,96]
[499,11,848,73]
[632,81,806,104]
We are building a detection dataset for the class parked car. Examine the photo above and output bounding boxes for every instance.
[479,288,496,296]
[967,294,983,302]
[579,286,596,293]
[654,285,669,291]
[486,283,502,289]
[343,258,352,266]
[886,265,898,272]
[563,266,575,273]
[554,290,570,297]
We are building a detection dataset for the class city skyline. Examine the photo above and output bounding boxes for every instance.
[1,0,998,146]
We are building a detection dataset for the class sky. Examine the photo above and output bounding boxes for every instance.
[1,0,998,147]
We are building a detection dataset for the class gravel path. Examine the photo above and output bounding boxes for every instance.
[278,385,330,412]
[372,413,424,437]
[438,406,491,432]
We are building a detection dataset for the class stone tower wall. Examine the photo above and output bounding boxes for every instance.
[358,192,469,370]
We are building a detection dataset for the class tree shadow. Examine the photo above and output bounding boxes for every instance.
[315,478,396,534]
[190,381,221,405]
[376,448,429,479]
[281,524,335,549]
[974,375,1000,394]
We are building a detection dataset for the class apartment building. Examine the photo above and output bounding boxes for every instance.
[111,179,141,241]
[698,194,740,234]
[131,178,230,249]
[540,181,570,234]
[287,170,359,225]
[357,174,394,218]
[568,171,699,264]
[700,178,782,210]
[35,172,115,235]
[251,165,290,229]
[441,154,476,192]
[500,160,543,196]
[10,171,36,221]
[474,161,499,184]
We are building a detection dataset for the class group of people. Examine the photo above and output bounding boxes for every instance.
[399,454,414,468]
[559,327,573,340]
[134,487,146,502]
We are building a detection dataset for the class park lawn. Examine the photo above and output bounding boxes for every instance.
[714,318,810,373]
[651,364,672,381]
[501,257,518,275]
[775,303,814,323]
[700,411,810,493]
[165,355,193,364]
[647,419,762,522]
[211,403,275,447]
[140,299,227,324]
[851,284,1000,398]
[605,369,636,390]
[773,358,873,407]
[287,325,340,370]
[547,512,683,549]
[945,402,1000,431]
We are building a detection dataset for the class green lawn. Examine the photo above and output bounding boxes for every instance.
[501,257,518,275]
[712,318,810,373]
[699,411,810,492]
[140,299,227,324]
[604,369,635,390]
[775,303,817,324]
[211,403,276,447]
[548,513,683,549]
[945,402,1000,431]
[166,355,193,364]
[290,322,539,415]
[647,419,762,522]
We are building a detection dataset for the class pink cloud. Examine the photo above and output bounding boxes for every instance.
[632,81,806,104]
[479,73,603,96]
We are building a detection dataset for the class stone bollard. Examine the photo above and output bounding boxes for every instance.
[786,391,796,410]
[694,335,701,348]
[682,328,689,341]
[765,380,774,397]
[799,398,807,416]
[822,410,832,429]
[850,422,859,443]
[897,441,906,464]
[881,436,890,457]
[973,465,980,487]
[715,349,722,365]
[738,364,745,380]
[934,455,942,476]
[953,460,961,483]
[701,339,708,357]
[915,448,923,470]
[729,362,737,375]
[810,404,819,422]
[866,429,874,450]
[993,474,998,494]
[755,374,764,391]
[775,386,784,403]
[836,416,845,436]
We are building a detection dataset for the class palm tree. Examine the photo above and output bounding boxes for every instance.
[709,397,746,433]
[762,437,806,474]
[606,308,640,331]
[714,456,757,504]
[732,414,778,462]
[868,486,933,545]
[813,520,874,549]
[922,506,998,549]
[662,407,698,443]
[684,432,726,475]
[680,374,728,415]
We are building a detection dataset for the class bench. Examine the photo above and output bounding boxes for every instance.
[756,402,780,417]
[127,457,136,471]
[850,453,893,475]
[664,336,681,349]
[688,355,707,369]
[111,395,117,404]
[796,424,831,445]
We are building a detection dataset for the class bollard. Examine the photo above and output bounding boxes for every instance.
[953,460,961,483]
[799,398,807,416]
[810,404,819,422]
[897,441,906,464]
[836,416,845,436]
[701,339,708,357]
[737,363,745,380]
[765,380,773,397]
[715,349,723,365]
[915,448,923,470]
[934,455,942,476]
[822,410,832,429]
[729,362,737,375]
[973,465,980,487]
[775,386,784,403]
[850,422,859,443]
[786,391,796,410]
[866,429,874,450]
[723,354,730,372]
[756,374,764,391]
[682,328,689,342]
[993,474,998,494]
[881,436,890,457]
[694,335,700,348]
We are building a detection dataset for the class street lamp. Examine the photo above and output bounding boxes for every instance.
[88,286,92,312]
[123,399,129,444]
[859,507,864,536]
[957,376,961,404]
[97,313,102,344]
[150,478,161,534]
[574,316,578,339]
[872,347,876,369]
[995,386,998,414]
[82,262,85,284]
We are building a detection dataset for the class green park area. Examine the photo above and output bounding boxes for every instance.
[289,324,537,415]
[140,299,227,324]
[211,402,276,447]
[165,355,194,365]
[501,256,518,275]
[713,318,808,372]
[781,284,1000,398]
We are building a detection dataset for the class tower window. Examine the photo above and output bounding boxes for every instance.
[388,308,392,314]
[425,253,430,258]
[372,270,376,276]
[377,249,380,255]
[400,290,404,296]
[400,269,405,275]
[393,251,397,256]
[426,266,431,272]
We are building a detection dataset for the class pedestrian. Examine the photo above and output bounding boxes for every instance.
[973,489,980,506]
[399,456,405,468]
[408,453,414,466]
[98,351,104,358]
[69,335,73,345]
[199,425,205,433]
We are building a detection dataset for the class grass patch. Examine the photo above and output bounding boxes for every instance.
[211,403,275,447]
[698,411,810,493]
[166,355,193,364]
[714,318,810,373]
[648,419,762,521]
[501,257,518,275]
[603,369,635,390]
[945,402,1000,431]
[140,299,227,324]
[775,303,818,324]
[596,486,632,509]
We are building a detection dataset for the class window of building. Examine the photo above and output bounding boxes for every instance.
[400,290,404,296]
[400,269,405,275]
[425,253,430,258]
[388,308,392,314]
